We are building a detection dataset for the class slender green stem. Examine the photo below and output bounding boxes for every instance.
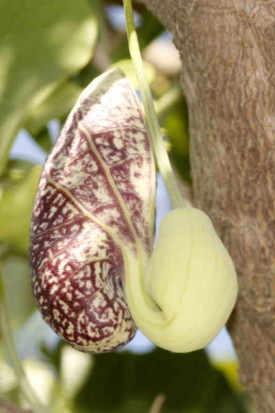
[123,0,186,209]
[0,266,48,413]
[155,85,182,120]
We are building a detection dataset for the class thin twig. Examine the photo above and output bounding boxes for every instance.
[149,394,166,413]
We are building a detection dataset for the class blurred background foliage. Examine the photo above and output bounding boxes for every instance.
[0,1,250,412]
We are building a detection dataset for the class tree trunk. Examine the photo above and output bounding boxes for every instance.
[140,1,275,411]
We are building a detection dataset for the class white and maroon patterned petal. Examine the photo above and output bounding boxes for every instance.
[30,69,155,353]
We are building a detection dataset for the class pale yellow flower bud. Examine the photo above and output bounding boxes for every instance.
[124,207,238,352]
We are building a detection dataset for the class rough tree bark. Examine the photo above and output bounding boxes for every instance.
[140,1,275,412]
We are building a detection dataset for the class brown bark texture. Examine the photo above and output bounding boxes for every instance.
[140,0,275,412]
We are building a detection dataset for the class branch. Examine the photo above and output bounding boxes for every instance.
[149,394,166,413]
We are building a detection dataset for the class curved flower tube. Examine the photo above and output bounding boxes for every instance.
[124,208,238,353]
[30,69,238,354]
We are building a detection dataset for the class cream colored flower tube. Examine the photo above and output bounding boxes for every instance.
[124,207,238,352]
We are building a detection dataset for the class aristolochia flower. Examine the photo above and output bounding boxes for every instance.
[124,207,238,352]
[30,69,238,354]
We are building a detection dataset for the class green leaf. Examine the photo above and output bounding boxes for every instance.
[75,348,248,413]
[163,95,191,182]
[31,128,53,153]
[2,255,35,328]
[0,0,98,176]
[165,96,189,157]
[0,162,41,255]
[26,81,83,136]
